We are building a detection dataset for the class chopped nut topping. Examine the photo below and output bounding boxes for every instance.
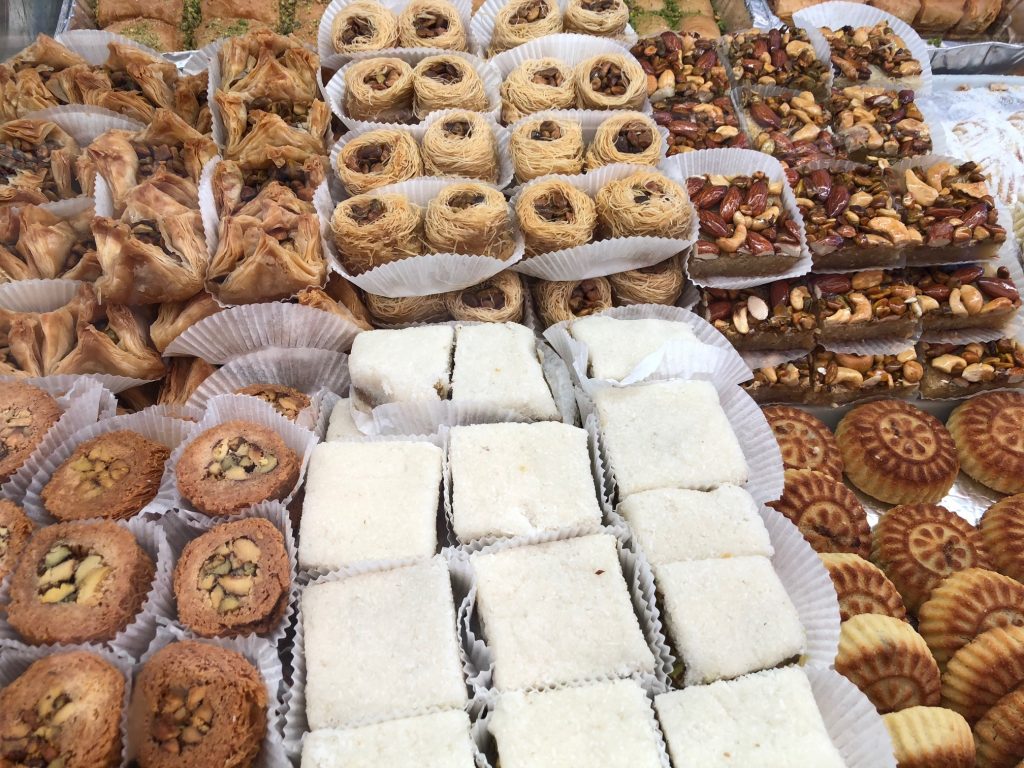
[197,537,261,614]
[35,544,110,605]
[830,87,931,160]
[727,27,830,94]
[152,686,214,755]
[243,388,308,421]
[531,120,563,141]
[422,62,462,85]
[703,281,817,339]
[363,66,403,91]
[581,0,618,10]
[533,190,575,222]
[65,446,131,500]
[447,191,486,209]
[412,11,451,38]
[340,15,375,44]
[530,67,564,87]
[569,280,606,314]
[920,340,1024,387]
[461,285,506,309]
[655,97,748,155]
[349,199,387,225]
[614,125,653,154]
[630,32,730,103]
[345,143,394,174]
[442,120,472,138]
[742,89,837,164]
[0,406,34,461]
[3,684,76,766]
[204,437,279,481]
[589,60,631,96]
[823,23,923,82]
[509,0,550,24]
[812,271,918,326]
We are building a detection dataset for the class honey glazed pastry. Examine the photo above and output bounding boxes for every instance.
[768,469,871,557]
[872,503,991,613]
[942,625,1024,724]
[882,706,974,768]
[234,385,311,422]
[762,405,844,480]
[947,391,1024,496]
[531,277,613,327]
[819,553,907,622]
[0,498,34,583]
[975,686,1024,768]
[0,381,62,481]
[980,494,1024,584]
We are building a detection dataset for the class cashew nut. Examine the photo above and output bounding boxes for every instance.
[981,297,1015,313]
[824,306,852,324]
[849,191,873,207]
[790,286,809,311]
[960,284,984,314]
[759,365,778,384]
[751,206,780,230]
[832,366,864,386]
[949,287,968,316]
[905,169,939,206]
[848,293,872,323]
[834,353,874,373]
[896,348,917,363]
[716,222,747,253]
[962,362,996,382]
[867,216,914,246]
[851,270,884,290]
[791,123,821,142]
[716,125,739,138]
[779,364,800,385]
[931,354,968,373]
[952,181,989,199]
[916,295,940,313]
[785,40,813,56]
[926,162,955,192]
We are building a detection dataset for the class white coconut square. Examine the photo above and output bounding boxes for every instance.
[326,397,363,441]
[569,315,704,380]
[349,326,455,409]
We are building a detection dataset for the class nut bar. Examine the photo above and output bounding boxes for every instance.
[739,88,840,166]
[822,23,924,88]
[898,161,1008,265]
[830,87,932,161]
[726,27,831,96]
[791,163,905,270]
[700,280,817,350]
[654,97,749,155]
[742,354,814,403]
[908,264,1021,331]
[630,32,730,103]
[812,346,922,405]
[811,270,920,342]
[687,172,803,279]
[918,339,1024,398]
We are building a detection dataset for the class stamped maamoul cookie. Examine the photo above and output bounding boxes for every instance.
[41,430,170,521]
[0,650,126,768]
[0,498,35,582]
[173,518,291,638]
[768,469,871,556]
[176,420,300,517]
[975,686,1024,768]
[835,613,941,713]
[981,495,1024,583]
[0,381,62,481]
[762,405,844,480]
[235,384,311,422]
[919,567,1024,668]
[942,625,1024,724]
[6,520,155,645]
[836,400,959,505]
[882,706,974,768]
[820,553,907,622]
[948,391,1024,495]
[872,504,991,613]
[128,640,267,768]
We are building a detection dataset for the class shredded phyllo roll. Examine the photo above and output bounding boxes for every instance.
[596,170,692,238]
[421,111,499,183]
[0,119,82,204]
[331,193,424,275]
[516,178,596,256]
[344,57,417,124]
[337,129,424,195]
[0,382,61,481]
[412,55,489,120]
[501,58,576,123]
[510,116,584,181]
[331,0,400,53]
[398,0,469,50]
[489,0,563,55]
[0,201,100,281]
[424,182,515,258]
[445,270,525,322]
[586,112,663,170]
[574,53,646,110]
[609,256,685,306]
[532,276,613,326]
[365,290,450,324]
[563,0,629,36]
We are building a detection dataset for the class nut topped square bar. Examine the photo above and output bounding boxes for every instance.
[830,87,932,160]
[908,263,1021,330]
[918,339,1024,398]
[700,279,817,350]
[823,22,924,88]
[811,270,920,341]
[726,27,831,96]
[739,89,839,166]
[654,97,748,155]
[631,32,731,103]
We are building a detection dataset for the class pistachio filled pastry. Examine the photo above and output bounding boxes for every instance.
[0,381,62,481]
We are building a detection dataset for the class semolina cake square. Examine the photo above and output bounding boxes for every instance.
[349,326,455,410]
[569,315,706,380]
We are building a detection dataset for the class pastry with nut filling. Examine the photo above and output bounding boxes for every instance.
[811,271,921,342]
[762,405,844,478]
[769,468,870,556]
[812,347,923,406]
[909,264,1021,332]
[830,87,932,161]
[176,420,300,517]
[174,517,291,638]
[882,706,973,768]
[0,498,34,583]
[0,381,62,481]
[820,552,907,622]
[128,640,267,768]
[6,520,155,645]
[0,650,126,768]
[743,355,815,404]
[42,430,170,522]
[948,391,1024,495]
[980,494,1024,584]
[235,385,311,422]
[918,339,1024,399]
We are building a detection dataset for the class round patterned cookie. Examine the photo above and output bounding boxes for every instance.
[975,686,1024,768]
[919,568,1024,669]
[948,391,1024,495]
[882,706,974,768]
[872,504,991,614]
[820,553,907,623]
[762,405,844,480]
[942,625,1024,724]
[769,469,871,556]
[980,494,1024,584]
[836,400,959,505]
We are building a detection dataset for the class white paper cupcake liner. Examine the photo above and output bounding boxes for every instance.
[508,162,696,281]
[806,667,898,768]
[22,104,146,146]
[325,47,502,131]
[164,302,365,362]
[660,147,814,290]
[158,501,298,648]
[823,336,922,355]
[18,409,196,526]
[330,108,514,195]
[55,28,166,64]
[793,1,932,94]
[133,624,290,768]
[318,0,476,64]
[490,32,630,80]
[543,303,752,390]
[741,347,810,371]
[0,278,81,312]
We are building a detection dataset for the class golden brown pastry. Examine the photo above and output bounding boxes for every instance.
[0,498,35,583]
[79,43,180,123]
[423,182,515,259]
[330,0,399,54]
[532,277,613,327]
[235,384,311,421]
[444,271,525,323]
[516,179,596,256]
[943,625,1024,724]
[0,202,101,282]
[104,19,185,52]
[914,0,966,32]
[295,286,375,331]
[869,0,921,24]
[203,0,280,24]
[158,357,216,408]
[882,706,974,768]
[489,0,563,55]
[0,119,82,204]
[762,405,844,480]
[769,469,871,556]
[330,193,424,276]
[975,686,1024,768]
[151,293,224,354]
[948,392,1024,495]
[607,257,685,307]
[0,381,62,481]
[336,129,423,195]
[364,292,450,325]
[980,494,1024,583]
[97,0,184,27]
[820,552,908,623]
[595,170,693,239]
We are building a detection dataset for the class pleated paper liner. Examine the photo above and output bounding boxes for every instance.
[329,108,515,196]
[163,302,364,363]
[507,162,697,282]
[0,278,82,312]
[719,24,834,97]
[18,408,197,526]
[318,0,476,65]
[55,28,166,64]
[324,47,503,132]
[660,147,814,290]
[0,640,135,768]
[0,515,174,660]
[159,500,299,648]
[806,667,898,768]
[133,624,290,768]
[316,176,525,297]
[793,1,933,94]
[21,104,146,147]
[543,303,753,390]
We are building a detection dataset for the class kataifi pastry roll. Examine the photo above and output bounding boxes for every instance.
[516,178,596,256]
[835,613,941,713]
[488,0,563,55]
[176,420,300,517]
[365,291,450,324]
[981,494,1024,583]
[948,391,1024,495]
[501,59,577,124]
[331,0,399,53]
[398,0,468,50]
[412,55,488,120]
[330,193,424,276]
[595,170,692,239]
[509,116,584,182]
[943,625,1024,724]
[975,686,1024,768]
[608,256,685,307]
[421,111,499,183]
[6,520,155,645]
[585,112,663,170]
[128,640,267,768]
[344,57,416,124]
[41,430,169,522]
[563,0,628,35]
[919,567,1024,668]
[872,503,991,613]
[444,271,525,323]
[423,182,515,259]
[762,405,844,480]
[173,518,290,638]
[234,385,311,422]
[0,650,126,768]
[836,400,960,505]
[531,277,613,327]
[574,53,646,111]
[882,706,974,768]
[820,553,907,623]
[0,381,62,481]
[336,129,423,196]
[0,498,34,583]
[768,468,870,557]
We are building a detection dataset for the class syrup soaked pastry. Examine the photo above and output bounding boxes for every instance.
[150,293,223,354]
[820,553,907,622]
[0,35,90,120]
[0,498,35,582]
[769,469,870,556]
[235,384,310,421]
[943,625,1024,724]
[0,381,62,480]
[762,405,844,480]
[158,357,215,407]
[948,391,1024,495]
[0,201,101,281]
[0,118,82,204]
[882,706,974,768]
[980,494,1024,583]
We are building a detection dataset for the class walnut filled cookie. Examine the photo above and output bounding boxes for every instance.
[6,520,155,645]
[836,400,960,505]
[0,498,35,583]
[975,687,1024,768]
[173,518,291,638]
[0,650,126,768]
[943,625,1024,725]
[882,706,974,768]
[176,421,300,517]
[948,391,1024,495]
[127,640,267,768]
[0,381,62,481]
[762,405,844,480]
[768,468,870,556]
[980,494,1024,583]
[41,430,170,521]
[234,385,311,422]
[820,553,907,623]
